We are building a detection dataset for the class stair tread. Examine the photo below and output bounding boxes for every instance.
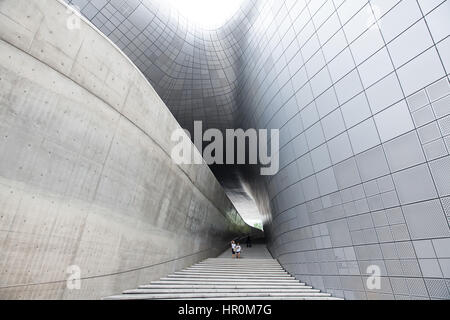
[103,248,341,300]
[169,274,293,278]
[150,281,307,286]
[124,289,322,294]
[139,285,313,289]
[159,278,300,283]
[183,297,343,301]
[105,292,333,300]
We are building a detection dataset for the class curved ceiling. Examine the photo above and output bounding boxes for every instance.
[67,0,252,133]
[157,0,247,29]
[66,0,263,225]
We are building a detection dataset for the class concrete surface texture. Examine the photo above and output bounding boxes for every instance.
[0,0,253,299]
[67,0,450,300]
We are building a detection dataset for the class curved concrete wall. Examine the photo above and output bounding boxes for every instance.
[0,0,251,299]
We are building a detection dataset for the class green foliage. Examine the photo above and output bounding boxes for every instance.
[253,222,263,231]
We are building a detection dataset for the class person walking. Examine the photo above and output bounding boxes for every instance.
[246,235,252,248]
[235,243,242,259]
[231,240,236,259]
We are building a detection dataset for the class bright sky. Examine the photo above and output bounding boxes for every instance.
[160,0,245,29]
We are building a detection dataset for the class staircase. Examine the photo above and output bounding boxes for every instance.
[104,247,341,300]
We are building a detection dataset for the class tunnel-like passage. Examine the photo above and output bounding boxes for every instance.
[1,0,450,300]
[0,0,255,299]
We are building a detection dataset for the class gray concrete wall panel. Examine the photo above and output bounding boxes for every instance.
[0,0,251,299]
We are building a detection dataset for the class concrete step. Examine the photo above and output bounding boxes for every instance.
[199,264,280,266]
[205,258,277,261]
[194,265,282,269]
[186,269,286,273]
[150,280,306,286]
[185,268,287,272]
[196,264,281,267]
[200,260,279,264]
[196,265,282,269]
[138,284,314,290]
[159,278,300,283]
[124,288,322,294]
[180,269,289,276]
[173,274,291,278]
[105,292,333,300]
[187,297,343,301]
[205,259,277,262]
[170,273,293,279]
[198,262,280,265]
[189,263,283,267]
[200,262,280,265]
[167,272,293,279]
[201,259,279,263]
[103,248,341,300]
